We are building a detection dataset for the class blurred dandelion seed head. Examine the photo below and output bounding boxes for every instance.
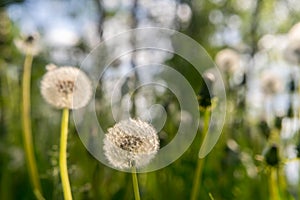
[285,22,300,65]
[284,40,300,65]
[260,72,283,95]
[203,72,216,84]
[103,118,160,169]
[14,33,41,56]
[40,64,92,109]
[288,22,300,41]
[177,3,192,23]
[215,48,240,74]
[258,34,277,51]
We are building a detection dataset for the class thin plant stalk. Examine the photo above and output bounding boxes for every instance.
[269,167,281,200]
[191,108,210,200]
[21,52,44,199]
[131,167,141,200]
[59,108,73,200]
[209,193,215,200]
[191,156,205,200]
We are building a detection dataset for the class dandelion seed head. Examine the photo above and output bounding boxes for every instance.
[215,48,240,74]
[258,34,274,50]
[14,33,40,56]
[177,3,192,23]
[284,40,300,65]
[103,118,160,169]
[40,64,92,109]
[260,72,283,95]
[288,22,300,41]
[203,72,215,84]
[285,22,300,65]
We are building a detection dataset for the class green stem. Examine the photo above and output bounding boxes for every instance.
[131,167,141,200]
[21,53,44,200]
[269,167,280,200]
[208,193,215,200]
[191,109,210,200]
[59,108,73,200]
[191,156,205,200]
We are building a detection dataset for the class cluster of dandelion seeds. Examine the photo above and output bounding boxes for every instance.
[103,118,160,169]
[40,64,92,109]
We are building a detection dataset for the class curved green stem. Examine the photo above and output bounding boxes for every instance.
[191,109,210,200]
[21,53,44,200]
[131,167,141,200]
[59,108,73,200]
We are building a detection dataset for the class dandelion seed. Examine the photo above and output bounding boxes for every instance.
[40,64,92,109]
[215,48,240,74]
[103,118,160,169]
[14,33,41,56]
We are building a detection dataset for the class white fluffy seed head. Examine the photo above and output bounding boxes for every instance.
[215,48,240,74]
[288,22,300,41]
[14,33,40,56]
[40,64,92,109]
[103,118,160,170]
[285,22,300,65]
[284,40,300,65]
[260,72,283,95]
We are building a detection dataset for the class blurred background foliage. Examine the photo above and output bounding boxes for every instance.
[1,0,300,199]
